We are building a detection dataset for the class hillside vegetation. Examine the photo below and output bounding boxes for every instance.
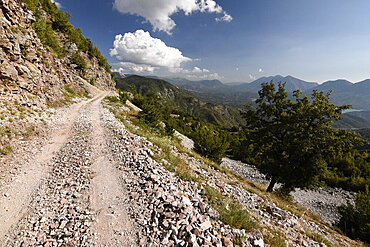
[22,0,111,73]
[115,75,244,128]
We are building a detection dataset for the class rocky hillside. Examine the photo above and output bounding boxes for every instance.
[0,0,114,151]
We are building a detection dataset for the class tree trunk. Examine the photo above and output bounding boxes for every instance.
[267,177,276,192]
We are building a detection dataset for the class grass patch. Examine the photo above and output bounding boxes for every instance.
[105,96,121,104]
[0,127,17,136]
[203,185,258,231]
[0,145,13,155]
[109,105,199,183]
[48,85,89,108]
[263,229,287,247]
[305,230,332,247]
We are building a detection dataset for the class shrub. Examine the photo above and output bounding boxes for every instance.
[22,0,112,73]
[0,145,13,155]
[69,52,87,72]
[192,125,229,163]
[324,150,370,192]
[33,18,65,57]
[336,189,370,243]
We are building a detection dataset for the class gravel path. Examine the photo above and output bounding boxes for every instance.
[0,96,98,241]
[0,93,141,246]
[90,96,139,246]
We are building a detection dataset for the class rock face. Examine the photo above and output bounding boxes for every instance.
[0,0,114,109]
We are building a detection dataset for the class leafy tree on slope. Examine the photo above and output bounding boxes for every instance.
[243,82,363,192]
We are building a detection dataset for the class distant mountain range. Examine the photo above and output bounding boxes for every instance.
[115,73,370,130]
[153,75,370,110]
[232,75,318,92]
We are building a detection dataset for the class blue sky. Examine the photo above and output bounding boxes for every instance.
[58,0,370,83]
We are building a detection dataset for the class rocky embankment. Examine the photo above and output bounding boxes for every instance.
[221,158,354,225]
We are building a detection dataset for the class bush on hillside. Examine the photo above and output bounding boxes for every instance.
[336,189,370,243]
[33,18,65,57]
[69,52,87,72]
[22,0,112,73]
[192,124,229,163]
[324,150,370,192]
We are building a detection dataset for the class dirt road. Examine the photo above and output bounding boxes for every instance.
[0,93,139,246]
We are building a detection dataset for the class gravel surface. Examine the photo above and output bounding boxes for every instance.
[4,102,96,246]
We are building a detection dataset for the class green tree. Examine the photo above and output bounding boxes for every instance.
[139,91,168,125]
[336,189,370,242]
[243,82,362,192]
[324,150,370,191]
[192,124,229,163]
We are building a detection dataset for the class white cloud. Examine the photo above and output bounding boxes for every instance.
[117,62,157,73]
[110,30,192,69]
[113,0,232,34]
[110,30,220,79]
[258,68,263,73]
[249,74,256,80]
[50,0,61,8]
[215,13,233,22]
[169,66,210,74]
[192,66,210,73]
[236,67,239,71]
[113,68,127,76]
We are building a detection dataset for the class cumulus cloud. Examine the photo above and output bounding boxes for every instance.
[113,68,127,76]
[113,0,232,34]
[169,66,210,74]
[192,66,210,73]
[258,68,263,73]
[110,30,220,78]
[249,74,256,80]
[51,0,61,8]
[117,62,157,73]
[110,30,192,69]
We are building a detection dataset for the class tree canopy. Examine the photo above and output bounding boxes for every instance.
[243,82,363,192]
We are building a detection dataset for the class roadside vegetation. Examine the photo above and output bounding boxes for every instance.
[104,92,367,246]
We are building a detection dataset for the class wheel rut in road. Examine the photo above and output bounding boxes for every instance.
[90,98,139,246]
